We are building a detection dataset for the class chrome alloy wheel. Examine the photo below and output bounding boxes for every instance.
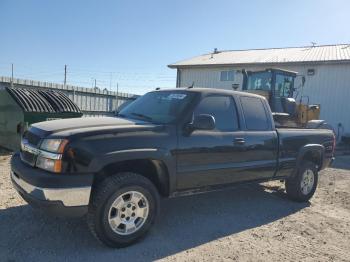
[300,169,315,195]
[108,191,149,235]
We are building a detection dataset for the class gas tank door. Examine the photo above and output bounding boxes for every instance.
[281,97,297,116]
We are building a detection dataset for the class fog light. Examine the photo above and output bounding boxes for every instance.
[36,156,62,173]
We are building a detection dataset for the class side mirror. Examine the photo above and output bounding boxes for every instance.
[190,114,215,131]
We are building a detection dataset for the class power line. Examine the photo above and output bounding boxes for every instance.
[64,64,67,86]
[11,63,13,88]
[0,63,175,78]
[0,63,176,94]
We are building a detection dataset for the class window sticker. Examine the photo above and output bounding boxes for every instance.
[167,94,187,100]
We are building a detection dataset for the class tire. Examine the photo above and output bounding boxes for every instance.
[87,172,160,248]
[285,161,318,202]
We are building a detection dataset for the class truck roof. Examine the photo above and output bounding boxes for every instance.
[156,87,266,100]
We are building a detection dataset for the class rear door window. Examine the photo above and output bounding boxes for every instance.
[240,96,269,131]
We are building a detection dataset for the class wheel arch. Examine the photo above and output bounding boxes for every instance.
[93,158,171,197]
[296,144,325,172]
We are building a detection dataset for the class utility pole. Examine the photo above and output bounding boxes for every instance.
[109,72,113,90]
[109,72,113,112]
[64,64,67,86]
[11,63,14,88]
[94,79,97,88]
[116,82,119,110]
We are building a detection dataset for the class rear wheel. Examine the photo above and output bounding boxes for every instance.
[87,172,159,248]
[285,161,318,202]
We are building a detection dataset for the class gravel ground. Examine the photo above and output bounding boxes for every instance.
[1,152,350,262]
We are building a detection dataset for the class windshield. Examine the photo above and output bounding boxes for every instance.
[118,90,196,124]
[247,72,272,91]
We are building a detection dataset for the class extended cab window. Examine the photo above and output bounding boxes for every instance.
[240,96,269,131]
[194,95,239,131]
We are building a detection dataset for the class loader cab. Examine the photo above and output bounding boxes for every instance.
[242,68,297,115]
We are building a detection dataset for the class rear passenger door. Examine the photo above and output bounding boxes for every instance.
[237,96,278,180]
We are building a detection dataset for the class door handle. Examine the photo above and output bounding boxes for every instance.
[234,138,245,145]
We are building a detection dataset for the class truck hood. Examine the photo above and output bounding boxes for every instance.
[31,117,158,137]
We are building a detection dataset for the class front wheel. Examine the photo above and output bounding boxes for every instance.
[285,161,318,202]
[87,172,160,248]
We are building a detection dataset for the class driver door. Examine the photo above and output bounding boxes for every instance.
[175,94,244,190]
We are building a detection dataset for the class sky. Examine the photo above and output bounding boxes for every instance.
[0,0,349,94]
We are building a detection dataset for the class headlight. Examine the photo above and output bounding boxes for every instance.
[36,139,68,173]
[40,139,68,153]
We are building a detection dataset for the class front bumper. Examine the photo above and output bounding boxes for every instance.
[11,153,93,217]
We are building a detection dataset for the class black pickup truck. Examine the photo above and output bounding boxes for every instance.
[10,88,335,247]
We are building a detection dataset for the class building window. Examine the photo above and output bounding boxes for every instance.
[220,70,234,81]
[307,69,315,76]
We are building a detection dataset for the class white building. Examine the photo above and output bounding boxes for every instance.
[168,44,350,136]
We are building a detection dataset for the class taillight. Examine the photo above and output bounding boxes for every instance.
[332,133,336,154]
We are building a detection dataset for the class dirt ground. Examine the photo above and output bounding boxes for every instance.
[1,152,350,262]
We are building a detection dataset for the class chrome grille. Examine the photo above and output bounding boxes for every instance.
[20,139,40,166]
[20,150,36,166]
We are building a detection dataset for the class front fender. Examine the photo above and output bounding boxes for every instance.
[88,147,176,193]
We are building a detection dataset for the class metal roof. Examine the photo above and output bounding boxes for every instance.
[6,87,81,113]
[168,44,350,68]
[0,76,137,99]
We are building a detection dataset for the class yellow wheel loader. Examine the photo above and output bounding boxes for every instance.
[241,68,331,129]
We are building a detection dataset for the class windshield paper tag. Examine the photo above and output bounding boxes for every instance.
[167,94,187,100]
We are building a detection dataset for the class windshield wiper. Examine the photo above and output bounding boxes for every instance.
[131,112,153,122]
[116,112,126,118]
